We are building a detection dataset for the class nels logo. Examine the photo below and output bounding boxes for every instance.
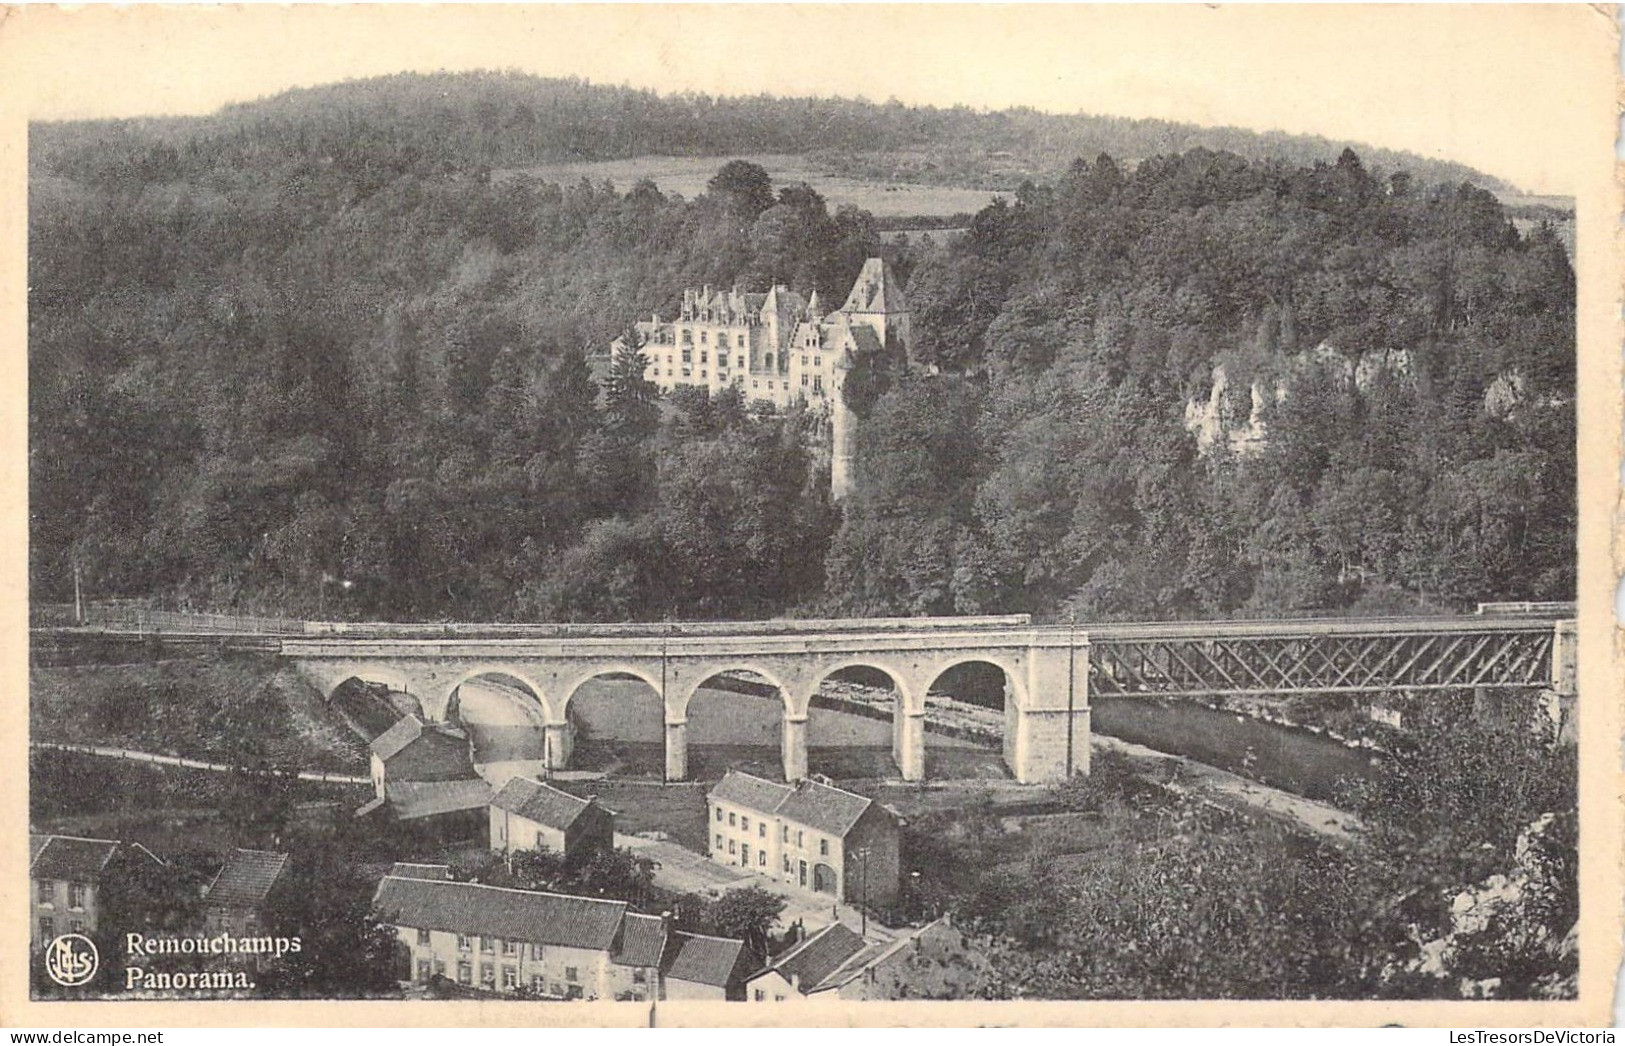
[44,933,99,987]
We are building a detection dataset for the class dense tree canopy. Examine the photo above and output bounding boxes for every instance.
[30,82,1574,623]
[830,150,1575,619]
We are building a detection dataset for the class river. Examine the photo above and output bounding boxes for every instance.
[1090,696,1379,802]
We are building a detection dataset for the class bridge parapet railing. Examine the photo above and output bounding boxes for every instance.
[74,605,306,635]
[298,614,1033,639]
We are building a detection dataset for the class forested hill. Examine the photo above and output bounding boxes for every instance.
[29,70,1506,194]
[28,78,1573,623]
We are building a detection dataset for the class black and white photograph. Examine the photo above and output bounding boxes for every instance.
[6,3,1617,1028]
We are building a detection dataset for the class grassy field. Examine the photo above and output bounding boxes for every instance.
[493,153,998,220]
[30,750,368,856]
[31,654,367,772]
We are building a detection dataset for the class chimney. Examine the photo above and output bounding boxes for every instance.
[789,972,800,992]
[660,910,673,934]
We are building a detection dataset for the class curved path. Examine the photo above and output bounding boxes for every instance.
[29,740,370,785]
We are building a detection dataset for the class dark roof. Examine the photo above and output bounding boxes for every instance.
[665,932,749,988]
[384,779,492,820]
[848,325,884,356]
[614,912,668,968]
[490,777,593,831]
[840,257,908,314]
[774,779,875,838]
[709,770,792,814]
[373,876,627,952]
[388,862,452,881]
[29,834,49,863]
[30,836,120,881]
[757,923,868,992]
[709,772,881,838]
[206,849,289,910]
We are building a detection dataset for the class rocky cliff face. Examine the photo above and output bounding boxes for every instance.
[1182,343,1416,456]
[1400,812,1578,999]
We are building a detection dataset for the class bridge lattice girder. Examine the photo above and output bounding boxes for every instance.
[1088,628,1557,698]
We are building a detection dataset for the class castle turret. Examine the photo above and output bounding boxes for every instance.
[838,258,910,362]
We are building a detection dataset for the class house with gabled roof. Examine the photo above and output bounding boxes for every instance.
[356,715,489,839]
[29,834,165,952]
[662,931,755,1001]
[743,922,869,1001]
[706,770,901,908]
[203,848,289,937]
[488,776,613,863]
[371,875,749,1001]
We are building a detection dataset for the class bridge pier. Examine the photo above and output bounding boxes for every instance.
[896,708,926,781]
[782,714,808,781]
[665,719,688,782]
[543,722,575,772]
[1005,644,1090,783]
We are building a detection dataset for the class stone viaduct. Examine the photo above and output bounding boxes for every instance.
[284,616,1088,785]
[50,607,1573,787]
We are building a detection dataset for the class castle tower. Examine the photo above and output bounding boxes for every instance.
[837,257,911,361]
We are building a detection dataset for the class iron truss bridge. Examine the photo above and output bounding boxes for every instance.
[1082,616,1568,698]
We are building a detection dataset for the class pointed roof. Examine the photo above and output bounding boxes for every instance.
[805,288,822,317]
[369,715,424,761]
[664,932,751,988]
[710,769,794,813]
[753,923,868,993]
[614,912,669,968]
[490,776,596,831]
[839,258,908,315]
[707,771,884,839]
[774,778,875,837]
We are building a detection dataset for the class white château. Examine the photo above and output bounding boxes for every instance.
[607,258,910,498]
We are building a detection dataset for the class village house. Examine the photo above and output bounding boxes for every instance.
[743,922,868,1001]
[29,834,164,951]
[801,917,985,1000]
[372,875,750,1000]
[356,714,491,839]
[202,848,290,937]
[742,918,980,1000]
[488,776,614,863]
[706,770,902,908]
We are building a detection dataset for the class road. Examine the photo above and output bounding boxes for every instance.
[29,740,370,785]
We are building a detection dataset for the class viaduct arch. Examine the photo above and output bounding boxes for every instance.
[287,618,1085,784]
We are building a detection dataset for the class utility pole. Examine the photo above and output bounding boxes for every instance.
[856,845,870,938]
[72,561,83,624]
[660,619,670,782]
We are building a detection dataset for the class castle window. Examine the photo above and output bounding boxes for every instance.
[801,355,808,367]
[700,332,707,343]
[737,334,746,348]
[801,375,808,386]
[737,356,745,369]
[813,376,823,391]
[700,351,708,364]
[752,381,759,389]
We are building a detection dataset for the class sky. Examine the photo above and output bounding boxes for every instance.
[3,4,1615,194]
